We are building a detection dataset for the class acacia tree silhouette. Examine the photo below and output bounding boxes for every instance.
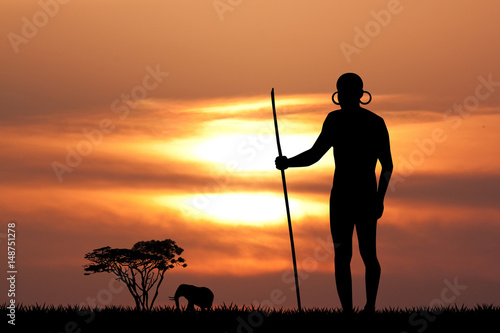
[83,239,187,310]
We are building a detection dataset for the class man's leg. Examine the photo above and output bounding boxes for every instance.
[356,219,381,312]
[331,219,354,313]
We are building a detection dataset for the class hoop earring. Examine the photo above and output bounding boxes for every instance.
[332,91,340,105]
[360,91,372,105]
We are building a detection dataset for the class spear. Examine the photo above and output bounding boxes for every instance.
[271,88,302,311]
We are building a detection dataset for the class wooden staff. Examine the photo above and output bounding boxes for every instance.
[271,88,302,311]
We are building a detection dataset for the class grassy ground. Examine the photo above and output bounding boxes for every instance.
[2,303,499,333]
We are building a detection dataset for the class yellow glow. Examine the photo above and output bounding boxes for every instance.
[191,134,316,171]
[186,94,326,114]
[185,256,291,276]
[156,192,303,226]
[155,191,329,227]
[195,193,293,225]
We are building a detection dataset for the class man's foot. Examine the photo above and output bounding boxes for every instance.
[359,305,375,316]
[340,307,354,319]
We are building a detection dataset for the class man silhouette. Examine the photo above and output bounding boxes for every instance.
[275,73,393,314]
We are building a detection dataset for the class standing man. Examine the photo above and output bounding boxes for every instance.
[275,73,393,314]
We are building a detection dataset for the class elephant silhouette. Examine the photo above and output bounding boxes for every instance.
[169,284,214,311]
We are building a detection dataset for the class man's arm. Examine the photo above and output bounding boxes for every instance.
[275,117,332,170]
[375,121,393,219]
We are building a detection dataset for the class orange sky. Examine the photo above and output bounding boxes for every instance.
[1,0,500,310]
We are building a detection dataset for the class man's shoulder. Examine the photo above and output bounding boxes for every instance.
[361,107,384,120]
[361,109,388,130]
[325,109,344,119]
[326,108,385,122]
[327,109,342,116]
[323,110,343,128]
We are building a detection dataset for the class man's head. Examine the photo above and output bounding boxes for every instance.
[335,73,364,107]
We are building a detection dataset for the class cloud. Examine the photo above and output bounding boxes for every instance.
[389,172,500,210]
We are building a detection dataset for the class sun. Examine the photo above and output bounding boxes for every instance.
[192,193,298,226]
[155,192,303,227]
[191,132,318,172]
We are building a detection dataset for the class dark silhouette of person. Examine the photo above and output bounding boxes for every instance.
[275,73,393,314]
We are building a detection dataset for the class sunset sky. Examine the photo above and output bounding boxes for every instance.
[1,1,500,311]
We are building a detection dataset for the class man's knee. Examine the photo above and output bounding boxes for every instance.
[361,254,380,269]
[334,247,352,265]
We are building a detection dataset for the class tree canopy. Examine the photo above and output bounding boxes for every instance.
[83,239,187,310]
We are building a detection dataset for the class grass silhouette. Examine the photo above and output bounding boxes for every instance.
[2,303,498,332]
